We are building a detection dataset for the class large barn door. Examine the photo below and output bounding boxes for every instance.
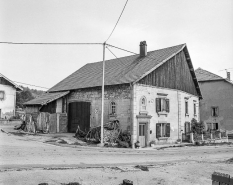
[68,102,90,133]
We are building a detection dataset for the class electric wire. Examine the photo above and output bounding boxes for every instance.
[106,46,127,67]
[105,0,129,42]
[13,81,49,89]
[0,42,102,45]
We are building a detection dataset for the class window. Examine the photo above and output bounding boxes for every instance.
[185,101,188,115]
[156,98,169,113]
[110,101,116,115]
[184,122,191,134]
[193,103,197,116]
[140,97,147,111]
[0,91,5,100]
[156,123,170,138]
[211,107,219,117]
[207,122,219,131]
[62,97,67,113]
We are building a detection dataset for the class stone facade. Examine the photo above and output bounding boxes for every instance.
[131,83,199,146]
[68,84,132,131]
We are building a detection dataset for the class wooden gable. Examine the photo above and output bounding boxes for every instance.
[138,50,198,96]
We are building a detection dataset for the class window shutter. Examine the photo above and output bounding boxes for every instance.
[156,98,160,112]
[166,123,170,137]
[156,123,161,138]
[166,99,170,113]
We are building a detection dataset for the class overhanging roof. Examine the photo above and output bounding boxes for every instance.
[24,91,69,105]
[0,73,23,91]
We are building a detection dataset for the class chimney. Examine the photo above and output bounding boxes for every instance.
[140,41,147,57]
[227,71,230,80]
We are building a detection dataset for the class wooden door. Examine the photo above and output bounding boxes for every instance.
[139,123,146,147]
[68,102,90,133]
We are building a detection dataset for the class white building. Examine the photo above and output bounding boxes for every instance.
[0,73,22,119]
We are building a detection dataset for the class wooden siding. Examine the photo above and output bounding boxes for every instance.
[40,101,56,114]
[138,51,198,96]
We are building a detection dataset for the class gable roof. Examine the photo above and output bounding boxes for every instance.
[24,91,69,105]
[0,73,23,91]
[195,68,233,85]
[195,68,224,81]
[49,44,187,92]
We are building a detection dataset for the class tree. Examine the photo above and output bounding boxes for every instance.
[191,118,205,134]
[16,89,35,108]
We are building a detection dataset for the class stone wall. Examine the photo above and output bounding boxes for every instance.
[68,84,132,131]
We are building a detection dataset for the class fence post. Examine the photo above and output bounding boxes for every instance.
[210,133,213,139]
[219,132,221,139]
[190,133,194,143]
[201,134,204,141]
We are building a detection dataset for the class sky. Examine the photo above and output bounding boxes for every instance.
[0,0,233,91]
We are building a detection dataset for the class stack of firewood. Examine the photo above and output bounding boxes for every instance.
[75,120,131,147]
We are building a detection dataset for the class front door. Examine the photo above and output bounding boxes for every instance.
[68,102,90,133]
[139,123,146,147]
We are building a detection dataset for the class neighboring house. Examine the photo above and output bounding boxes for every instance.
[0,73,23,119]
[195,68,233,132]
[25,41,202,147]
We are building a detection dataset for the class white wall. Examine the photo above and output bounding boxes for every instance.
[0,84,16,118]
[132,84,199,145]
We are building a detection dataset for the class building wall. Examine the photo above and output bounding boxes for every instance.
[68,84,132,131]
[25,106,40,114]
[0,84,16,119]
[131,83,199,145]
[199,80,233,131]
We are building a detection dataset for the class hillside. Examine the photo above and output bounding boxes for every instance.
[16,86,45,108]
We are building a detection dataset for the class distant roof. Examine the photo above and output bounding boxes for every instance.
[195,68,233,86]
[195,68,224,81]
[49,44,187,92]
[0,73,23,91]
[24,91,69,105]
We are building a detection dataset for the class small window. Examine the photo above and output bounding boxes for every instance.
[156,98,169,113]
[213,123,218,130]
[211,107,219,117]
[62,97,67,113]
[140,97,147,111]
[156,123,170,138]
[110,101,116,115]
[0,91,5,100]
[193,103,197,115]
[185,101,188,115]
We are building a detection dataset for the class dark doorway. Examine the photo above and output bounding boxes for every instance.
[68,102,90,133]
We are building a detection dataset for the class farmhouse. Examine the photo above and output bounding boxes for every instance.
[25,41,202,147]
[195,68,233,132]
[0,73,23,119]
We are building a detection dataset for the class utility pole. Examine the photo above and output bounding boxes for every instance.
[100,42,106,146]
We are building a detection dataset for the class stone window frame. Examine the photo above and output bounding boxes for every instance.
[211,106,219,117]
[109,101,117,115]
[139,96,147,111]
[0,91,5,101]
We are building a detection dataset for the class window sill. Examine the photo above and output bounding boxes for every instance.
[157,137,169,140]
[157,112,168,117]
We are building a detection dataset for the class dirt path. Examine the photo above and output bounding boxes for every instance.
[0,123,233,185]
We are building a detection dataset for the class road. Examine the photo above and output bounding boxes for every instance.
[0,123,233,185]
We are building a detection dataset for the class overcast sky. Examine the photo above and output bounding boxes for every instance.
[0,0,233,90]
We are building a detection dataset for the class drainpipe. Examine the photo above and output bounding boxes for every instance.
[130,83,135,148]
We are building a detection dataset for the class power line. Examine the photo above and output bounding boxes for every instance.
[106,43,137,55]
[106,46,127,66]
[0,42,102,45]
[105,0,129,42]
[13,81,49,89]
